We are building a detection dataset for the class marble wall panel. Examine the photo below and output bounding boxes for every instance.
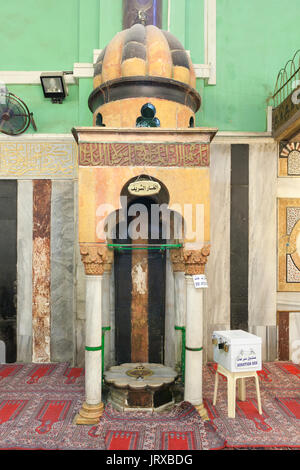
[17,180,33,362]
[249,143,277,326]
[277,291,300,310]
[204,143,231,360]
[50,180,76,364]
[32,180,51,363]
[289,312,300,363]
[249,325,277,362]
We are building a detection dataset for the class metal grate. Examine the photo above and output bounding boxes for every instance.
[272,49,300,107]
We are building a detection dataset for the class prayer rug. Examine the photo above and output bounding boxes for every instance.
[204,362,300,449]
[0,362,299,450]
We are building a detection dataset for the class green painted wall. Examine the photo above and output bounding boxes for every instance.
[200,0,300,131]
[0,0,298,133]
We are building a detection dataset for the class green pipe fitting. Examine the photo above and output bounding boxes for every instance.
[175,325,186,384]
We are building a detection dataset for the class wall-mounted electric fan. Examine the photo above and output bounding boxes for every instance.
[0,91,37,136]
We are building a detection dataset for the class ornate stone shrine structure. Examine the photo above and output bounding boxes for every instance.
[72,24,217,424]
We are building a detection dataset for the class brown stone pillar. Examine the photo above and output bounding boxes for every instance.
[32,180,51,363]
[131,239,149,363]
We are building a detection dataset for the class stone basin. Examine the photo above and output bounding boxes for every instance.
[104,363,178,411]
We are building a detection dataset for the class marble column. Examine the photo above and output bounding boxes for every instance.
[84,275,103,402]
[170,249,186,369]
[164,251,175,367]
[109,267,115,366]
[102,259,113,370]
[74,244,112,425]
[183,247,210,420]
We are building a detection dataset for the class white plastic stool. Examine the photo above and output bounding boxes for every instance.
[213,363,262,418]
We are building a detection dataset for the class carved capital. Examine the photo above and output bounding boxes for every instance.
[170,248,185,272]
[103,250,114,272]
[183,246,210,275]
[80,244,113,275]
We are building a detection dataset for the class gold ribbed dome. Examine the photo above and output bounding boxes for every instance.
[93,24,196,89]
[88,24,200,128]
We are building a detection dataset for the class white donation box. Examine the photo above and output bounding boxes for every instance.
[212,330,262,372]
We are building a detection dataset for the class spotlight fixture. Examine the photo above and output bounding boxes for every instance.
[40,72,69,103]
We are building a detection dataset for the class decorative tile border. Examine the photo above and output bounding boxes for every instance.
[0,142,77,178]
[78,142,210,167]
[278,198,300,291]
[279,142,300,176]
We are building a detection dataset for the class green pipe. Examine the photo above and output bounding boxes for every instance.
[107,243,182,251]
[175,325,186,384]
[101,326,111,382]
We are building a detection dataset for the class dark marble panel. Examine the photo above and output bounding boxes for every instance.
[0,181,17,362]
[148,250,165,363]
[230,303,249,332]
[114,250,132,364]
[0,320,16,363]
[230,145,249,331]
[231,144,249,186]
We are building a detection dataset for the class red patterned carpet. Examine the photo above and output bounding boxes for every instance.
[203,362,300,449]
[0,362,299,450]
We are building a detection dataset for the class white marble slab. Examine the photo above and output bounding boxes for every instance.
[204,143,231,360]
[17,180,33,362]
[277,292,300,310]
[248,143,277,327]
[50,180,76,363]
[289,312,300,364]
[277,178,300,198]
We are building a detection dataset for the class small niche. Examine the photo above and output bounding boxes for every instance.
[136,103,160,128]
[96,113,106,127]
